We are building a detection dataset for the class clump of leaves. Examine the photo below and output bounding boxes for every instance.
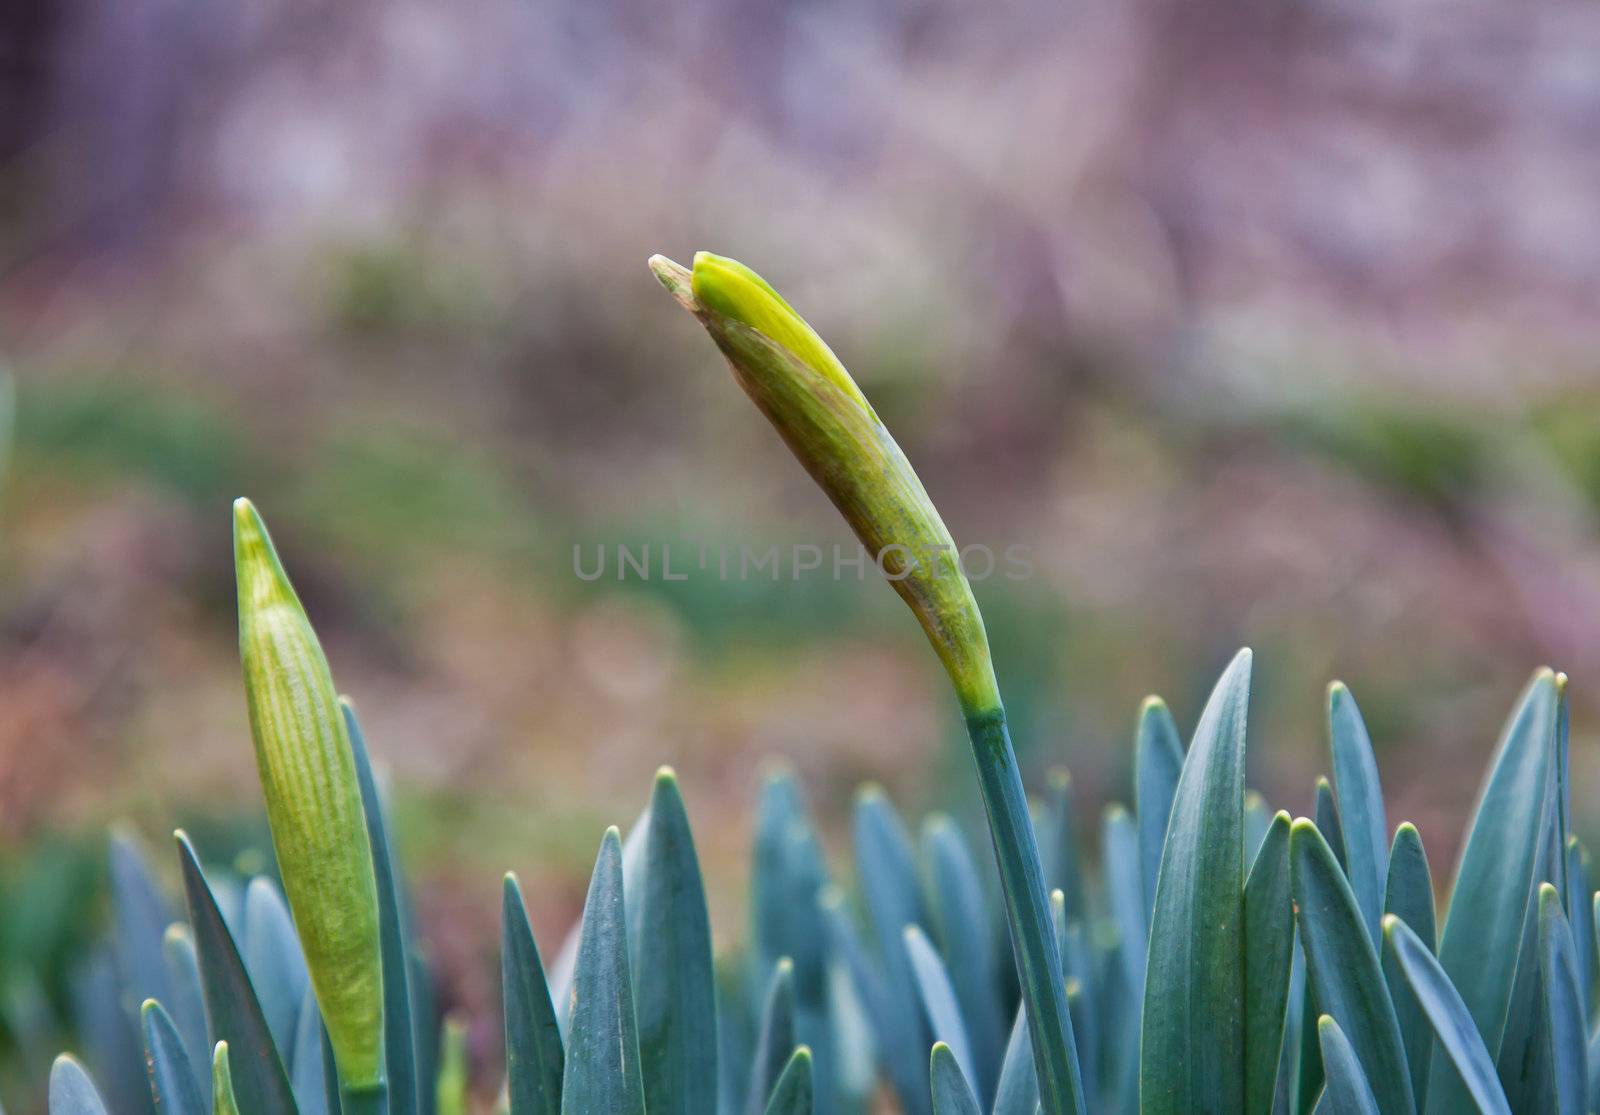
[40,256,1595,1115]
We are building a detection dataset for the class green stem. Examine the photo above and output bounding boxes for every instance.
[341,1082,389,1115]
[966,707,1086,1115]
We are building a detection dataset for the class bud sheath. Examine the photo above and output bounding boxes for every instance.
[234,498,384,1089]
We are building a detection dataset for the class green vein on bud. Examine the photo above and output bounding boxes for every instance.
[234,497,384,1089]
[649,252,1001,716]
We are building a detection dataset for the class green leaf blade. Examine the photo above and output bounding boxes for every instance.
[142,1001,206,1115]
[1139,648,1251,1114]
[1382,824,1436,1113]
[1243,811,1294,1115]
[175,833,299,1115]
[1382,916,1510,1115]
[929,1042,982,1115]
[502,874,563,1115]
[1537,885,1586,1115]
[1317,1016,1382,1115]
[1134,697,1184,927]
[635,769,718,1115]
[1290,819,1415,1115]
[1328,684,1388,947]
[560,828,645,1115]
[1430,670,1558,1113]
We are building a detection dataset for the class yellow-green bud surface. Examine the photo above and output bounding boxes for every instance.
[234,498,384,1088]
[650,252,1001,715]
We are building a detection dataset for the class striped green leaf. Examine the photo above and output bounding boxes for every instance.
[1382,916,1509,1115]
[635,769,717,1115]
[1290,819,1414,1115]
[929,1042,982,1115]
[561,827,645,1115]
[142,1000,206,1115]
[1381,824,1435,1112]
[175,832,298,1115]
[502,874,563,1115]
[1316,1017,1381,1115]
[1244,812,1293,1115]
[1328,684,1387,947]
[1140,648,1251,1114]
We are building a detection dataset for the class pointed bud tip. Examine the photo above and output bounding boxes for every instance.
[648,254,697,311]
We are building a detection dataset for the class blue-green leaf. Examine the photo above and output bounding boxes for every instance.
[747,959,797,1115]
[342,700,419,1115]
[1328,684,1387,948]
[561,827,645,1115]
[1102,804,1147,992]
[761,1047,813,1115]
[1381,824,1435,1113]
[1244,812,1294,1115]
[175,832,298,1115]
[1430,670,1557,1113]
[1314,779,1347,876]
[51,1055,110,1115]
[929,1043,981,1115]
[1537,885,1586,1115]
[143,1000,206,1115]
[634,768,717,1115]
[749,770,835,1110]
[289,992,328,1115]
[1140,648,1251,1114]
[502,873,563,1115]
[1037,769,1086,922]
[905,925,975,1094]
[1562,839,1590,1023]
[1135,697,1184,926]
[1382,916,1509,1115]
[1290,819,1414,1115]
[1316,1017,1381,1115]
[853,785,930,1115]
[243,878,310,1060]
[110,834,176,1015]
[992,1005,1039,1115]
[922,816,1003,1103]
[163,926,213,1108]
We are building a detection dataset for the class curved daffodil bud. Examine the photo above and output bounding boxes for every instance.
[233,498,384,1089]
[649,251,1001,716]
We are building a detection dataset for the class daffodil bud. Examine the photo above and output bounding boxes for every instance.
[233,498,384,1089]
[650,252,1001,715]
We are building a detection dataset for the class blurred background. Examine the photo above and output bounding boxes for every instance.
[2,0,1599,1103]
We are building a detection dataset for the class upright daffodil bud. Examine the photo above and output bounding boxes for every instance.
[234,498,384,1090]
[649,252,1001,716]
